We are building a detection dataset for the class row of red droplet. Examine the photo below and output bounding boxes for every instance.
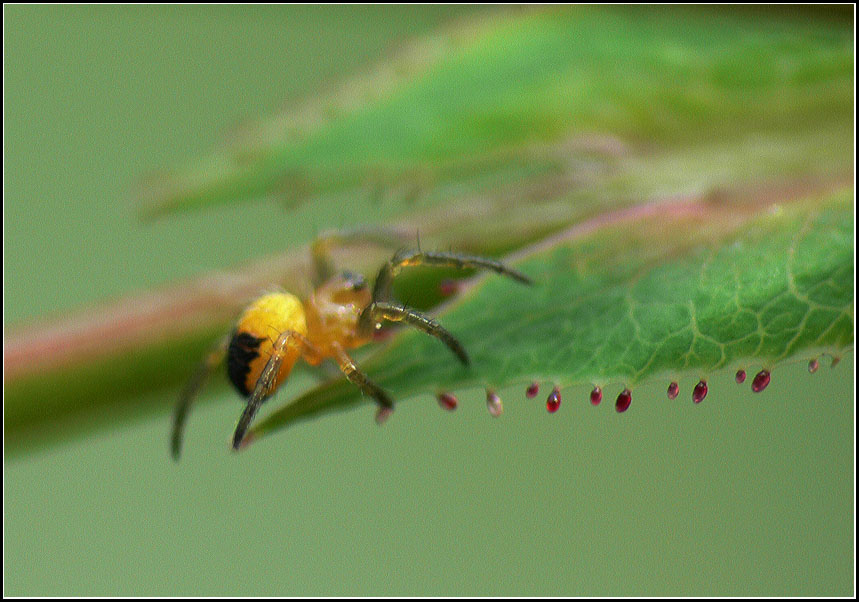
[433,358,826,417]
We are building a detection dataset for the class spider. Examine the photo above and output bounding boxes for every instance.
[170,233,531,459]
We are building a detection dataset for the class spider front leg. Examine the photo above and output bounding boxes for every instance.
[231,330,315,450]
[371,249,532,302]
[331,344,393,411]
[359,301,470,365]
[171,334,229,460]
[310,226,413,287]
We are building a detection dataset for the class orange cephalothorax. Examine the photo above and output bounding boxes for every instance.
[303,271,373,362]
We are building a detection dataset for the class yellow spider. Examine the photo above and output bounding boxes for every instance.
[170,235,530,459]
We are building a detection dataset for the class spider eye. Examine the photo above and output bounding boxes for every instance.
[340,270,367,291]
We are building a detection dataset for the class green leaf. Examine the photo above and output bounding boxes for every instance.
[250,188,853,441]
[138,6,854,219]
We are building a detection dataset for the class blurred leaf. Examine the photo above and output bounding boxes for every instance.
[250,188,853,442]
[138,6,853,220]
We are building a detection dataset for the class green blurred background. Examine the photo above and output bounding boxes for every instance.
[4,5,854,595]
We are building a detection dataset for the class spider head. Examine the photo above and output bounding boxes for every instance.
[339,270,367,291]
[314,270,372,310]
[304,271,374,352]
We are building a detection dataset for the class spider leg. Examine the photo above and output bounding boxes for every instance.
[310,226,413,287]
[331,344,394,410]
[171,334,229,460]
[359,301,469,366]
[371,249,532,302]
[231,330,315,450]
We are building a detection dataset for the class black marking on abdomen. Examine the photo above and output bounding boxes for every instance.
[227,330,266,397]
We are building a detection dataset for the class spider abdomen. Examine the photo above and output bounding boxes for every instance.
[227,292,307,396]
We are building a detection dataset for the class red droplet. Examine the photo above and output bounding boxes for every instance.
[439,279,459,297]
[751,370,771,393]
[590,386,603,405]
[692,380,708,403]
[735,369,746,384]
[667,381,679,399]
[615,389,632,413]
[486,390,503,417]
[831,356,841,369]
[808,359,819,373]
[526,382,539,398]
[546,386,561,413]
[437,392,458,411]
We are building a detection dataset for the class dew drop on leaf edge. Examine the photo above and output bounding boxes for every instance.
[486,390,503,417]
[615,389,632,413]
[546,386,561,413]
[437,392,458,411]
[751,370,771,393]
[692,380,708,404]
[667,381,679,400]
